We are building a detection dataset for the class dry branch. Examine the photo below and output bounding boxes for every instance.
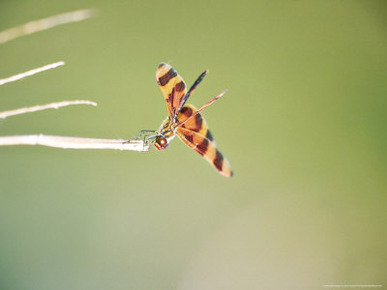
[0,100,97,119]
[0,9,147,153]
[0,61,65,86]
[0,9,96,44]
[0,135,150,152]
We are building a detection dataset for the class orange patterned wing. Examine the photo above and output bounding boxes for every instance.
[156,63,187,118]
[175,104,233,177]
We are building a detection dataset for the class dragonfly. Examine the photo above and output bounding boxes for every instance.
[134,63,233,177]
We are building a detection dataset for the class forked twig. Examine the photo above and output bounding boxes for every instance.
[0,61,65,86]
[0,135,150,152]
[0,9,134,152]
[0,9,96,44]
[0,100,97,119]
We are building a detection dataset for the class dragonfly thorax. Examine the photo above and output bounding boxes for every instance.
[158,116,176,137]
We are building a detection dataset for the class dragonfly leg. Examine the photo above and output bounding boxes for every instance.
[131,130,158,146]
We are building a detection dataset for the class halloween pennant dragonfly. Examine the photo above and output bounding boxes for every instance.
[135,63,233,177]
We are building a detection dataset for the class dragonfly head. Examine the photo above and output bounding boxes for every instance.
[154,135,168,150]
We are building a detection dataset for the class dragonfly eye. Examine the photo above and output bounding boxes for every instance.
[154,136,168,150]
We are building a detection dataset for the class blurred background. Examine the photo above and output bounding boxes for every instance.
[0,1,386,289]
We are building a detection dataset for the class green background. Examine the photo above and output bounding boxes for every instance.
[0,1,386,289]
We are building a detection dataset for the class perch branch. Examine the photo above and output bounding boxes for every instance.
[0,135,150,152]
[0,61,65,86]
[0,100,97,119]
[0,9,96,44]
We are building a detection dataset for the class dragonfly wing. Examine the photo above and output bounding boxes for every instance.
[156,63,188,119]
[176,104,233,177]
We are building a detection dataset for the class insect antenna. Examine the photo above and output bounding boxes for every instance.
[177,90,227,128]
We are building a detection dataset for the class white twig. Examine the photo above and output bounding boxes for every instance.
[0,9,97,44]
[0,61,65,86]
[0,135,150,152]
[0,100,97,119]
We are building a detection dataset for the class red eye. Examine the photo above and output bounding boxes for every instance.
[154,136,168,150]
